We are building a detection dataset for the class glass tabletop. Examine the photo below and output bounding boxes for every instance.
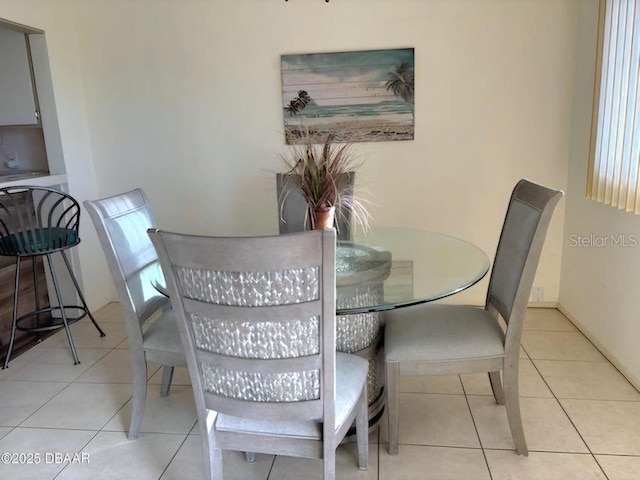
[150,227,490,315]
[335,227,489,314]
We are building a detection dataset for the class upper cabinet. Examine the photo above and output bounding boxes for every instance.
[0,28,38,126]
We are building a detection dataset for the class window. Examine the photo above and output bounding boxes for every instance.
[587,0,640,212]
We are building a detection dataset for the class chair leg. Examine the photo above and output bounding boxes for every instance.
[3,257,22,369]
[60,251,106,337]
[386,361,400,455]
[160,365,174,397]
[489,371,505,405]
[209,447,223,480]
[202,419,223,480]
[128,352,148,440]
[46,254,80,365]
[322,442,336,480]
[503,362,528,456]
[356,384,369,470]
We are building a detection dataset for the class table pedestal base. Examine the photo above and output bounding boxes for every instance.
[337,310,385,430]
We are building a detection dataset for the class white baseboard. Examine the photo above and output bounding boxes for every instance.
[527,301,559,308]
[557,303,640,392]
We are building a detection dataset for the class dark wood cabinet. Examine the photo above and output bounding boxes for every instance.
[0,255,51,359]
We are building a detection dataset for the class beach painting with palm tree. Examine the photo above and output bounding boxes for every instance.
[281,48,414,144]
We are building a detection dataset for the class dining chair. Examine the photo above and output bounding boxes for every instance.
[149,228,369,480]
[84,189,185,440]
[384,179,563,456]
[276,172,355,241]
[0,186,106,368]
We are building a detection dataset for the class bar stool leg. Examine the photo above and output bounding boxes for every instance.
[3,257,22,369]
[46,254,81,365]
[32,256,41,329]
[60,251,106,337]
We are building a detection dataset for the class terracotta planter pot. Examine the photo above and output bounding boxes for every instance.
[312,206,335,230]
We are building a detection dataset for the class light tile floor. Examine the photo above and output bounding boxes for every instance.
[0,304,638,479]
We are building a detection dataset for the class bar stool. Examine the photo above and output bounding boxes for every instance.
[0,186,105,368]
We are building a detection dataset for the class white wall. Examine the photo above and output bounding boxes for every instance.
[0,1,111,310]
[68,0,577,306]
[559,0,640,385]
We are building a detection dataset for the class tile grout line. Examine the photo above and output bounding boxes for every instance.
[6,351,113,384]
[158,431,191,480]
[460,374,494,480]
[34,331,134,433]
[558,314,640,395]
[266,454,277,480]
[527,351,611,480]
[521,358,610,363]
[52,428,102,480]
[15,379,75,428]
[515,326,619,478]
[595,452,640,458]
[88,330,185,479]
[0,425,17,441]
[9,423,199,437]
[48,322,133,479]
[16,336,134,432]
[379,441,487,451]
[530,309,640,473]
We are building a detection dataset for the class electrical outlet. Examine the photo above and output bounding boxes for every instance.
[531,287,544,303]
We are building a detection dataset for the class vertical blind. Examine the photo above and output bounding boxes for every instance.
[588,0,640,212]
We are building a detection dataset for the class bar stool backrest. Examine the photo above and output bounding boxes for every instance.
[0,186,80,257]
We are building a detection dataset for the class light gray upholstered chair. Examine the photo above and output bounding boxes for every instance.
[276,172,355,241]
[84,189,185,440]
[149,228,369,480]
[384,179,563,456]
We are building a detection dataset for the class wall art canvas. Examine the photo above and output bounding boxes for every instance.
[281,48,414,144]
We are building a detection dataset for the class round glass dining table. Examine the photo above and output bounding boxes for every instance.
[150,227,490,427]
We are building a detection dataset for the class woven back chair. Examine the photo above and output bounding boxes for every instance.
[149,228,369,480]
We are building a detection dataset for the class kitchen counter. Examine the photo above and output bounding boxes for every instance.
[0,171,67,188]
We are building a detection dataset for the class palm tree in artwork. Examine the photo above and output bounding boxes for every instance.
[385,62,415,118]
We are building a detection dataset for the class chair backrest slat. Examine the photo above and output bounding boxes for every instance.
[166,232,323,272]
[194,349,321,375]
[204,394,323,422]
[183,298,323,323]
[150,228,336,423]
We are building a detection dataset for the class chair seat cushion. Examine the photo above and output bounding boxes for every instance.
[384,304,505,363]
[142,309,184,356]
[0,227,78,256]
[215,352,368,440]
